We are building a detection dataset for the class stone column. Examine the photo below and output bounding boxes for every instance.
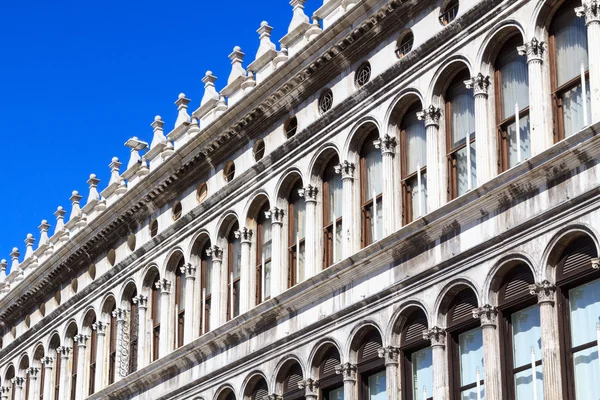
[300,185,318,278]
[92,321,107,391]
[530,281,563,400]
[374,135,398,236]
[465,73,493,185]
[206,246,223,329]
[417,106,444,212]
[132,295,148,368]
[378,346,400,400]
[518,38,551,156]
[334,161,356,258]
[27,367,41,400]
[112,308,128,382]
[472,305,501,400]
[268,209,284,298]
[155,279,172,358]
[73,334,89,398]
[235,228,253,312]
[0,387,10,400]
[298,378,319,400]
[56,346,71,400]
[40,357,54,400]
[11,377,24,400]
[423,327,447,400]
[182,263,196,344]
[336,363,357,400]
[576,0,600,122]
[267,394,282,400]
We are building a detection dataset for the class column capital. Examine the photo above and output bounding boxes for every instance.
[112,308,128,322]
[472,304,498,327]
[92,321,108,335]
[56,346,71,358]
[206,245,223,260]
[181,262,197,278]
[335,362,357,382]
[132,294,148,309]
[591,257,600,270]
[155,278,172,294]
[373,134,397,156]
[40,356,54,368]
[377,346,400,365]
[298,378,319,396]
[266,208,285,225]
[417,105,441,128]
[267,394,283,400]
[234,227,253,243]
[26,367,40,379]
[576,1,600,25]
[423,326,446,348]
[464,73,491,97]
[73,334,89,347]
[299,185,318,203]
[517,37,546,64]
[12,377,25,388]
[334,161,356,180]
[529,280,556,305]
[0,387,9,396]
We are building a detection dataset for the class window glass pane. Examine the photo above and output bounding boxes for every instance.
[327,174,343,224]
[178,275,186,307]
[460,385,484,400]
[455,143,476,196]
[514,365,543,400]
[448,81,475,148]
[512,305,542,368]
[232,239,242,279]
[324,387,344,400]
[154,290,161,321]
[206,259,212,295]
[408,173,428,221]
[561,80,592,138]
[368,370,387,400]
[405,112,427,174]
[459,327,484,386]
[365,143,383,200]
[412,347,433,399]
[506,115,531,167]
[293,197,306,239]
[367,202,383,243]
[298,241,305,282]
[264,260,271,299]
[262,222,272,261]
[233,281,240,316]
[554,9,588,87]
[499,46,529,120]
[334,222,343,263]
[569,279,600,347]
[573,345,599,399]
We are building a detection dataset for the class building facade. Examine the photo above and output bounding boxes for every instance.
[0,0,600,399]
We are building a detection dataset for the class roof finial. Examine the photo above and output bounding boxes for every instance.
[69,190,83,221]
[228,47,246,85]
[38,220,50,248]
[54,206,66,234]
[0,259,7,283]
[288,0,309,33]
[86,174,100,206]
[125,137,148,169]
[10,247,21,280]
[24,234,35,259]
[174,93,191,128]
[200,71,219,107]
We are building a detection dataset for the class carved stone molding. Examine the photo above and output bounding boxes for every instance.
[334,161,356,180]
[530,280,556,305]
[472,304,498,327]
[73,334,89,347]
[181,262,197,278]
[423,326,446,348]
[517,38,546,64]
[26,367,40,378]
[591,257,599,270]
[576,0,600,25]
[267,394,283,400]
[132,294,148,309]
[40,357,54,368]
[12,377,25,388]
[417,105,441,128]
[464,73,491,97]
[112,308,128,322]
[266,208,285,225]
[335,362,357,382]
[56,346,71,358]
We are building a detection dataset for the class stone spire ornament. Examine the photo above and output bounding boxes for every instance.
[24,234,35,259]
[38,220,50,249]
[281,0,311,57]
[86,174,100,208]
[53,206,69,247]
[305,16,322,42]
[123,137,148,187]
[0,259,7,284]
[10,247,23,282]
[195,71,221,126]
[248,21,278,81]
[174,93,191,128]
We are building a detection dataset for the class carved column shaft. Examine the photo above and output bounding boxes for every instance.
[57,346,71,400]
[465,73,493,185]
[155,279,172,358]
[300,186,318,279]
[182,264,196,344]
[378,347,400,400]
[418,106,445,212]
[473,305,501,400]
[577,1,600,121]
[268,209,284,298]
[28,367,41,400]
[132,295,148,369]
[236,229,253,313]
[336,363,357,400]
[423,327,448,400]
[335,161,356,258]
[207,246,224,329]
[374,135,397,236]
[74,334,89,398]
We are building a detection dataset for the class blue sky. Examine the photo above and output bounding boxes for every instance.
[0,0,320,266]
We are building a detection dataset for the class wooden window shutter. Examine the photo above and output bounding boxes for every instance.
[358,332,383,362]
[321,350,341,377]
[449,289,478,326]
[403,311,428,346]
[559,237,597,279]
[284,364,303,394]
[500,265,535,305]
[253,384,268,400]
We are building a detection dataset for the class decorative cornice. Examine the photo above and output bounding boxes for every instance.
[417,105,441,128]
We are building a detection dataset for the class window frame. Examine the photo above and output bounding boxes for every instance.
[70,340,78,400]
[151,276,160,362]
[227,224,241,321]
[108,309,117,385]
[256,204,271,304]
[322,156,342,269]
[287,180,305,288]
[200,242,212,334]
[357,331,385,400]
[359,130,383,248]
[89,321,97,395]
[174,262,185,348]
[400,310,432,400]
[400,103,427,225]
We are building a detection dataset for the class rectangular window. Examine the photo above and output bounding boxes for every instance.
[458,327,484,399]
[411,347,433,399]
[367,370,386,400]
[510,306,543,399]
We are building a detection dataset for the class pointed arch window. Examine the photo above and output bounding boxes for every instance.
[288,180,306,287]
[323,156,342,268]
[227,222,241,320]
[360,129,383,247]
[256,203,272,304]
[401,103,427,224]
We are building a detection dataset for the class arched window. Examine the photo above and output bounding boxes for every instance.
[317,346,342,400]
[323,156,342,268]
[53,347,61,400]
[550,0,590,141]
[200,241,212,334]
[288,180,306,287]
[401,103,427,223]
[256,203,272,304]
[495,35,531,171]
[497,264,541,399]
[360,129,383,247]
[128,290,139,375]
[556,236,599,399]
[151,275,161,362]
[446,69,476,199]
[400,308,432,399]
[108,307,116,385]
[227,222,241,320]
[278,361,304,400]
[447,288,483,399]
[174,258,186,348]
[357,330,385,400]
[250,378,268,400]
[5,365,15,400]
[71,339,78,400]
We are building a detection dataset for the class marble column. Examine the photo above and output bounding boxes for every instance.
[465,73,492,185]
[73,334,89,398]
[374,135,398,236]
[56,346,71,400]
[206,246,223,329]
[0,387,10,400]
[235,228,253,312]
[530,281,563,400]
[518,38,551,156]
[40,357,54,400]
[336,363,357,400]
[423,327,448,400]
[378,346,400,400]
[27,367,41,400]
[268,209,284,297]
[300,185,318,278]
[298,378,319,400]
[92,321,107,391]
[112,308,127,381]
[132,295,148,368]
[267,393,282,400]
[334,161,356,258]
[472,305,501,400]
[11,377,24,400]
[182,263,196,344]
[417,106,444,212]
[155,279,172,358]
[576,0,600,122]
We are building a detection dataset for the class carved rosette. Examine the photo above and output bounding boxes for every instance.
[575,0,600,25]
[206,245,224,261]
[423,326,446,348]
[234,227,253,243]
[529,280,556,305]
[373,134,397,156]
[464,73,491,97]
[377,346,400,366]
[266,208,285,225]
[517,37,546,64]
[298,378,319,397]
[417,105,441,128]
[472,304,498,328]
[334,161,356,181]
[92,321,108,335]
[299,185,319,204]
[335,362,357,382]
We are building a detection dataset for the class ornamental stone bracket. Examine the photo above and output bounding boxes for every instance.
[529,280,556,305]
[334,161,355,180]
[378,346,400,365]
[335,362,357,382]
[417,105,441,128]
[575,0,600,25]
[472,304,498,327]
[234,227,253,243]
[517,38,546,64]
[423,326,446,347]
[464,73,491,97]
[373,134,397,155]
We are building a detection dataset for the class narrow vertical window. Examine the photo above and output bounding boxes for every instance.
[401,103,427,224]
[256,204,272,304]
[54,354,61,400]
[200,242,212,334]
[70,340,78,400]
[227,223,241,320]
[288,180,306,287]
[174,261,185,348]
[360,130,383,247]
[89,320,97,395]
[358,331,386,400]
[323,156,343,268]
[129,296,138,374]
[151,276,161,362]
[400,308,432,399]
[108,309,116,384]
